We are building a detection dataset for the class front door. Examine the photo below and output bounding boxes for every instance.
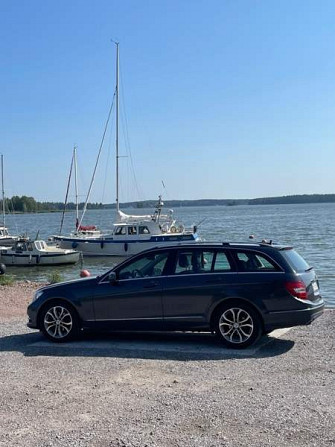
[93,250,170,329]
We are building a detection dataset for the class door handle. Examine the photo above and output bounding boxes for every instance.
[143,281,159,289]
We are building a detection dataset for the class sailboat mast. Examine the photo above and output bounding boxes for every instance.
[1,154,5,227]
[115,41,120,213]
[73,145,79,223]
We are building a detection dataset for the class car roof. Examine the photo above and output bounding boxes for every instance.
[137,241,293,255]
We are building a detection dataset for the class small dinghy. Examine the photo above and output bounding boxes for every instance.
[0,238,80,266]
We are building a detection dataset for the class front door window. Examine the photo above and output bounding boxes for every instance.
[118,251,170,279]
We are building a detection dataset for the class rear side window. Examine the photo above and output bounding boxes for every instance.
[235,251,279,272]
[280,249,310,273]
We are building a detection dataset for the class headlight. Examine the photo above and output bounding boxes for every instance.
[32,290,44,303]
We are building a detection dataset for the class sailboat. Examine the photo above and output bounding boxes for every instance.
[0,155,18,246]
[52,43,201,257]
[58,146,103,240]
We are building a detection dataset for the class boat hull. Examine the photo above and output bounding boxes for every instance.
[0,236,18,246]
[53,234,201,257]
[0,252,80,266]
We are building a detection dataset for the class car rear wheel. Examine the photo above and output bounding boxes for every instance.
[40,301,79,343]
[214,303,262,349]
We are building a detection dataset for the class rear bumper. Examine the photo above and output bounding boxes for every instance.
[263,301,325,332]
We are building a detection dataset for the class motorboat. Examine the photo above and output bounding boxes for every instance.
[53,196,201,257]
[0,238,80,266]
[52,43,202,256]
[0,225,18,246]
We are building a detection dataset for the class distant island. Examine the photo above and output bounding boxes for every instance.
[1,193,334,213]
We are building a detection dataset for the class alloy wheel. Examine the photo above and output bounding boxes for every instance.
[44,305,73,340]
[218,307,254,345]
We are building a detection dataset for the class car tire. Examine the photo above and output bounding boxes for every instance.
[214,302,262,349]
[40,300,79,343]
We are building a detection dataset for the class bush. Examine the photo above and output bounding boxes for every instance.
[0,274,15,286]
[47,271,63,284]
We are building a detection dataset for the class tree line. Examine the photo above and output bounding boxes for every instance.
[1,196,106,213]
[1,193,334,213]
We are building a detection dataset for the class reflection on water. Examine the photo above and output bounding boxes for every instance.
[3,202,335,307]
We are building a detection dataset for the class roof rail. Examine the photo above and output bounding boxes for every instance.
[260,239,273,245]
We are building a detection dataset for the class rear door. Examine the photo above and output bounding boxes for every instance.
[161,248,235,326]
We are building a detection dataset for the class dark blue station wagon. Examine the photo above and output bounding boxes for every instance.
[27,242,324,348]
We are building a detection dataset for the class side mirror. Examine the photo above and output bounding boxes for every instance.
[108,272,117,284]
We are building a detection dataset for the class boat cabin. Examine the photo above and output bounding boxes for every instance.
[13,239,48,253]
[0,226,10,237]
[113,223,151,237]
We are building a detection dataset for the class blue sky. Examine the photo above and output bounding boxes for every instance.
[1,0,335,203]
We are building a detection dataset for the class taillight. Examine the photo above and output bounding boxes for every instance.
[285,281,307,299]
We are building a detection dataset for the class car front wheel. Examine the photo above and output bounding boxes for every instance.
[40,301,79,342]
[214,303,262,349]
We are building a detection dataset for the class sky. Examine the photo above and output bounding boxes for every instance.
[1,0,335,204]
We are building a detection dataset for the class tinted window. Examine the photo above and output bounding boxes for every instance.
[280,249,310,273]
[201,251,215,272]
[118,252,169,279]
[173,250,231,274]
[174,251,193,274]
[235,251,279,272]
[213,251,232,271]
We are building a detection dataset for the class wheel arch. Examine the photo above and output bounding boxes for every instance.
[37,297,81,330]
[209,297,265,333]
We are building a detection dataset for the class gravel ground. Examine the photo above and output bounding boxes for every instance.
[0,282,334,447]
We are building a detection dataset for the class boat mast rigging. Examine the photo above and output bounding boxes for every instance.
[74,145,79,225]
[1,155,5,227]
[114,40,120,213]
[59,147,75,235]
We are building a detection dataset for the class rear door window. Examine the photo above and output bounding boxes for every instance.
[173,249,233,274]
[213,251,232,271]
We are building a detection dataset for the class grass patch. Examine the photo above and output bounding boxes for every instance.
[0,274,15,286]
[47,271,63,284]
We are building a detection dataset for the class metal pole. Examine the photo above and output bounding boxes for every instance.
[74,146,79,223]
[115,41,119,213]
[1,155,5,227]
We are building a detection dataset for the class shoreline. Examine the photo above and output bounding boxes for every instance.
[0,281,45,321]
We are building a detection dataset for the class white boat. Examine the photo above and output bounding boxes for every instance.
[0,238,80,266]
[0,155,18,246]
[53,43,202,257]
[0,225,18,246]
[53,196,201,257]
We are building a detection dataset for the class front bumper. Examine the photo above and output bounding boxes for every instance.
[27,301,39,329]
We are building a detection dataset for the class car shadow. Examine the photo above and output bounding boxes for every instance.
[0,328,295,361]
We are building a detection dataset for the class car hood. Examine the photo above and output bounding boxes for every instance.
[37,276,98,293]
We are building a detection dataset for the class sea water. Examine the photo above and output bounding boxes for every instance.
[4,202,334,308]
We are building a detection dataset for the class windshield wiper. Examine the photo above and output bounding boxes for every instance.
[305,266,314,272]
